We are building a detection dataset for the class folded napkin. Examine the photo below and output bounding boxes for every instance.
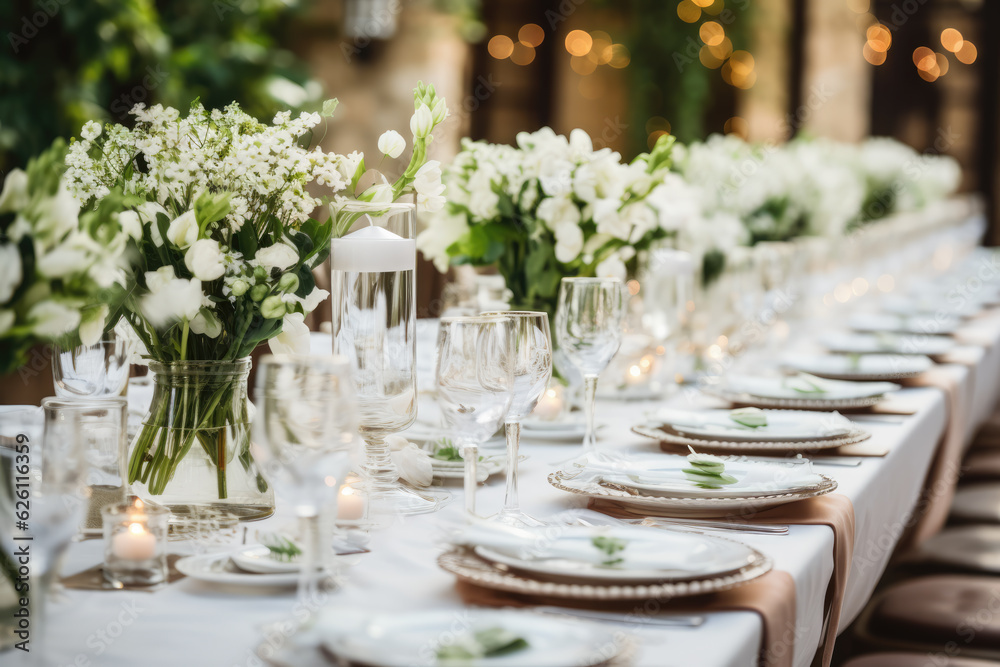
[655,408,855,437]
[448,522,718,573]
[723,374,899,400]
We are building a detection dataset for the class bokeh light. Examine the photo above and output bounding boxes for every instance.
[570,55,597,75]
[510,42,535,66]
[724,116,749,139]
[691,0,714,7]
[847,0,870,12]
[565,30,592,57]
[866,24,891,52]
[487,35,513,60]
[518,23,544,47]
[956,41,977,64]
[645,116,671,134]
[700,46,724,68]
[608,44,631,69]
[940,28,963,53]
[863,43,887,65]
[677,0,701,23]
[708,36,733,60]
[700,21,725,47]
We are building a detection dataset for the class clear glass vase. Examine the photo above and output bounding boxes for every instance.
[126,359,274,522]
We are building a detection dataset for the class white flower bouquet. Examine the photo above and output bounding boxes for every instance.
[0,140,131,376]
[64,85,447,513]
[418,128,699,314]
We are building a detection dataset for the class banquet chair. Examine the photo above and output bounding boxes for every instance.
[949,484,1000,524]
[960,448,1000,482]
[842,653,1000,667]
[850,575,1000,661]
[890,525,1000,576]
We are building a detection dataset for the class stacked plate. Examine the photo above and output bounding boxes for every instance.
[702,373,899,410]
[430,455,504,482]
[820,331,956,358]
[521,416,605,443]
[438,522,771,602]
[783,353,933,381]
[633,408,870,453]
[548,455,837,517]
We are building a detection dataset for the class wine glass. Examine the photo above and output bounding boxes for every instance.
[641,248,695,392]
[253,355,361,610]
[330,201,448,517]
[554,278,626,451]
[0,400,88,667]
[51,332,131,398]
[435,316,514,515]
[480,311,552,527]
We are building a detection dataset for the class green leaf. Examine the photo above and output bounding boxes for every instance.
[194,191,232,230]
[287,230,313,259]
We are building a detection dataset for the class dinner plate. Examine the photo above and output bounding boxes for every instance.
[175,552,300,587]
[320,609,626,667]
[881,296,983,320]
[548,468,837,517]
[650,408,855,442]
[848,313,961,335]
[783,353,933,381]
[702,374,898,410]
[230,546,300,574]
[439,545,772,601]
[819,331,956,357]
[632,422,870,454]
[471,525,758,584]
[433,457,503,482]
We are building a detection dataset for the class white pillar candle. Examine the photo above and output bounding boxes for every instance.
[532,386,564,421]
[112,522,156,561]
[331,222,415,272]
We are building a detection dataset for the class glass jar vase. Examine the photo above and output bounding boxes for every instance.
[126,359,273,521]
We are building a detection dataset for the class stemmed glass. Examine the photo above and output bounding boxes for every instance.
[555,278,626,451]
[51,332,131,398]
[435,316,514,515]
[330,201,447,516]
[641,248,695,392]
[253,355,361,610]
[480,311,552,527]
[0,400,89,667]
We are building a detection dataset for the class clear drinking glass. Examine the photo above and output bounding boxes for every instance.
[39,397,128,538]
[0,399,89,667]
[435,316,514,515]
[641,248,695,391]
[253,355,361,611]
[52,332,130,398]
[331,201,447,516]
[480,311,552,527]
[554,278,625,451]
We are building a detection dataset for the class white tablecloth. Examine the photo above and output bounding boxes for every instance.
[42,282,1000,667]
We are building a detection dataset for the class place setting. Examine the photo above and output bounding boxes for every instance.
[781,352,934,381]
[699,371,901,411]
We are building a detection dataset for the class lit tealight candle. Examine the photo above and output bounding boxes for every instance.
[532,386,564,421]
[112,522,156,561]
[337,475,366,521]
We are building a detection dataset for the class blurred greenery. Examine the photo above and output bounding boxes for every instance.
[0,0,320,172]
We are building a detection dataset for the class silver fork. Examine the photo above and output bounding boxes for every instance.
[633,517,789,535]
[533,606,705,628]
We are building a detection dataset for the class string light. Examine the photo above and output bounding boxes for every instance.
[724,116,749,138]
[699,21,725,46]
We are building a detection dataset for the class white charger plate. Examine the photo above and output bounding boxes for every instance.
[783,353,933,381]
[848,313,961,335]
[471,525,757,585]
[320,609,625,667]
[175,552,300,587]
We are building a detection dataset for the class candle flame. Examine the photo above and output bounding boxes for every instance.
[128,522,145,535]
[134,498,144,510]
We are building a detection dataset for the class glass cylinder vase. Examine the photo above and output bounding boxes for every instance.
[126,359,273,522]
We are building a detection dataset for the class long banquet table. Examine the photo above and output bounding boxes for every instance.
[45,258,1000,667]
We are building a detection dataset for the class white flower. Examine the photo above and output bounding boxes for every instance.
[166,210,199,248]
[386,434,433,487]
[28,301,81,339]
[81,120,102,141]
[0,244,23,303]
[184,239,226,281]
[553,222,584,263]
[37,240,91,278]
[592,199,630,240]
[410,104,434,139]
[141,266,202,328]
[0,169,29,214]
[430,97,449,125]
[413,160,446,213]
[36,182,80,240]
[366,182,395,204]
[268,312,310,354]
[595,255,627,282]
[79,304,109,347]
[255,243,299,271]
[536,195,581,230]
[137,202,169,247]
[377,130,406,159]
[286,286,330,313]
[118,210,142,240]
[416,212,469,272]
[0,309,14,337]
[189,308,223,338]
